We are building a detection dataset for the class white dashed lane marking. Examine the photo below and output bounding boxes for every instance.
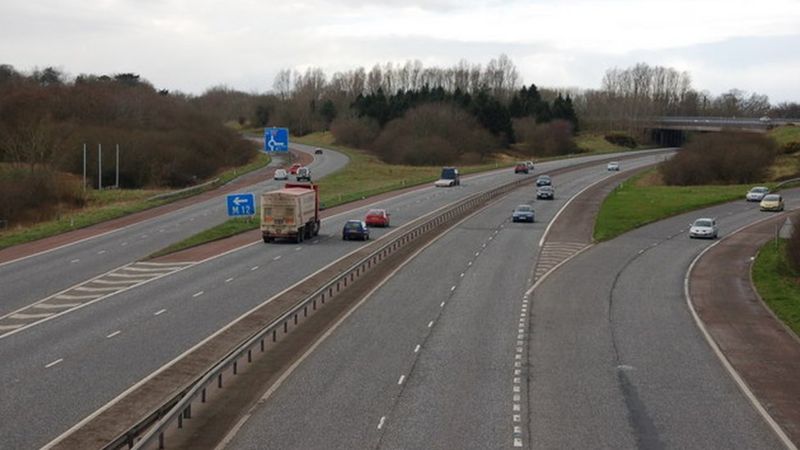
[45,359,63,368]
[106,330,121,338]
[154,309,167,316]
[193,291,204,298]
[377,416,386,430]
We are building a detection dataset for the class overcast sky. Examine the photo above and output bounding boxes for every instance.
[1,0,799,102]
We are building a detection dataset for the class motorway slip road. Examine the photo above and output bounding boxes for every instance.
[691,214,800,446]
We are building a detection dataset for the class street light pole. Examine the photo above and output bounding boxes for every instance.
[82,143,87,190]
[115,144,120,189]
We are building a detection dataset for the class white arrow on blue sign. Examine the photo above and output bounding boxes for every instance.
[226,193,256,217]
[264,127,289,152]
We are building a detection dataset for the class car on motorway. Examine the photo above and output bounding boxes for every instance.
[314,148,323,154]
[273,169,288,180]
[689,218,718,239]
[746,186,770,202]
[512,204,535,222]
[289,163,302,175]
[296,166,312,182]
[514,163,529,174]
[760,194,785,211]
[365,208,390,227]
[536,175,552,187]
[607,161,620,171]
[524,160,535,171]
[342,220,370,240]
[536,185,554,200]
[759,116,772,123]
[435,166,461,187]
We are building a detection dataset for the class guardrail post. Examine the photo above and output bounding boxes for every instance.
[304,306,308,317]
[261,339,265,352]
[273,330,277,342]
[202,388,207,403]
[184,405,191,419]
[218,373,223,388]
[178,414,183,429]
[248,349,252,363]
[159,432,164,449]
[294,313,298,325]
[233,360,238,375]
[284,321,288,333]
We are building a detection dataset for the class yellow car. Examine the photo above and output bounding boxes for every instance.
[759,194,785,212]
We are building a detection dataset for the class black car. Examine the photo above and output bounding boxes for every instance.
[536,175,552,187]
[314,148,323,155]
[536,185,554,200]
[342,220,369,241]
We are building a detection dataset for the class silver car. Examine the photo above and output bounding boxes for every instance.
[746,186,769,202]
[689,218,718,239]
[512,204,535,223]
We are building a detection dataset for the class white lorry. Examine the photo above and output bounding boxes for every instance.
[261,183,320,243]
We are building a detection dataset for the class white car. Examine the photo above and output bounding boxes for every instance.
[524,160,535,171]
[435,178,457,187]
[273,169,288,180]
[689,218,718,239]
[746,186,770,202]
[607,162,620,171]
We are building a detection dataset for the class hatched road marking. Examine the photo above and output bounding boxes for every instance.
[0,261,194,340]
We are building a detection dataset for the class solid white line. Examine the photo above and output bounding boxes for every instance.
[684,216,797,450]
[539,170,620,248]
[398,375,405,385]
[106,330,121,338]
[10,312,54,320]
[0,324,23,331]
[45,359,63,368]
[154,309,166,316]
[193,291,204,298]
[33,303,80,310]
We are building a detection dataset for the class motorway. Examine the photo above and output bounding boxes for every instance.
[218,156,667,449]
[0,144,348,319]
[0,150,668,449]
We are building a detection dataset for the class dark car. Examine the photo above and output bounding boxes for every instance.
[536,175,552,187]
[536,185,554,200]
[314,148,323,155]
[342,220,370,241]
[512,204,535,222]
[514,164,529,174]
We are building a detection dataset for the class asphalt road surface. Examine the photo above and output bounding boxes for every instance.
[0,143,348,316]
[1,151,668,449]
[223,156,667,449]
[525,193,800,449]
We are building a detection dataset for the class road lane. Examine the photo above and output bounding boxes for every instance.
[0,144,348,315]
[527,193,799,449]
[222,156,664,449]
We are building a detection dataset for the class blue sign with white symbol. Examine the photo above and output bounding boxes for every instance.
[226,193,256,217]
[264,127,289,152]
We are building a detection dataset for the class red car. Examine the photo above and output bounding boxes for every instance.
[289,163,302,175]
[365,209,390,227]
[514,164,529,174]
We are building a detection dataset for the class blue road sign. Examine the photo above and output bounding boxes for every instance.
[226,193,256,217]
[264,127,289,152]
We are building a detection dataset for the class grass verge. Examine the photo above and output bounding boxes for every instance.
[0,152,270,251]
[594,170,755,241]
[752,239,800,336]
[769,125,800,146]
[149,217,259,259]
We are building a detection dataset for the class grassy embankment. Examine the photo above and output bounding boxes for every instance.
[594,126,800,242]
[0,152,271,250]
[752,240,800,337]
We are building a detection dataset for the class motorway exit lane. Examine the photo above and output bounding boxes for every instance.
[527,194,799,449]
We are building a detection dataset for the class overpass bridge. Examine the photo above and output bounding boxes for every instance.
[645,116,799,146]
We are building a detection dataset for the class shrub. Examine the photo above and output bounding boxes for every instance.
[371,103,497,166]
[513,118,580,157]
[330,116,380,148]
[659,133,778,185]
[604,132,637,148]
[0,166,85,225]
[782,141,800,155]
